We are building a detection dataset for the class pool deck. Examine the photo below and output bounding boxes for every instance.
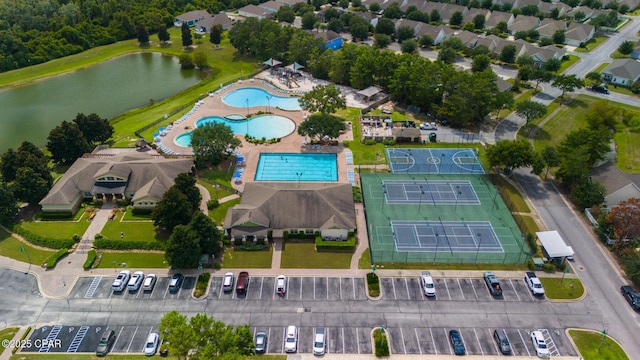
[155,72,357,192]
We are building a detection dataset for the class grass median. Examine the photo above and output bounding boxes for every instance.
[280,242,351,269]
[0,229,55,265]
[539,277,585,300]
[568,329,629,360]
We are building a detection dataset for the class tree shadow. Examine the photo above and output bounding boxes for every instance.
[532,127,551,141]
[139,43,151,49]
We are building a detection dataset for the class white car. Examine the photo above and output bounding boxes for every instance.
[143,332,159,356]
[222,272,234,293]
[420,271,436,297]
[142,274,157,292]
[112,270,130,292]
[276,275,287,296]
[530,331,550,358]
[128,271,144,292]
[420,122,437,130]
[284,325,298,353]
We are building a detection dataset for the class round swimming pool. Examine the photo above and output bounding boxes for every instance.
[174,115,296,147]
[222,87,301,111]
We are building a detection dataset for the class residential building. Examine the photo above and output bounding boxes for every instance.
[601,58,640,86]
[196,13,234,33]
[536,19,566,39]
[590,161,640,207]
[507,15,541,34]
[175,10,211,27]
[260,0,285,13]
[238,4,271,19]
[485,11,515,30]
[310,30,343,50]
[564,22,595,47]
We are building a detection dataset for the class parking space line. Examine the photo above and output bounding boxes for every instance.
[352,277,356,299]
[470,280,479,300]
[444,280,451,300]
[414,328,422,354]
[112,326,124,350]
[430,328,437,355]
[474,328,483,355]
[392,278,397,299]
[267,327,271,352]
[339,278,342,300]
[400,328,406,354]
[509,279,520,301]
[299,277,302,299]
[342,327,345,353]
[281,327,286,353]
[457,279,465,300]
[356,328,360,354]
[314,277,316,300]
[326,277,329,299]
[489,329,500,354]
[162,285,168,299]
[518,329,530,356]
[404,278,410,299]
[218,282,223,299]
[126,326,138,353]
[445,328,453,355]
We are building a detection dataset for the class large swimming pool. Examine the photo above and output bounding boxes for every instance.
[174,115,295,147]
[256,153,338,181]
[223,87,301,111]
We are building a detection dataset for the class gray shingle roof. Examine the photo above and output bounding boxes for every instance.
[602,59,640,80]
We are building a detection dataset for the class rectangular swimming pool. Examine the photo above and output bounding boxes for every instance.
[255,153,338,181]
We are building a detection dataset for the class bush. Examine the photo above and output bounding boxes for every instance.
[238,243,268,251]
[12,326,32,354]
[46,248,69,269]
[367,272,380,297]
[10,224,75,249]
[382,139,396,146]
[38,212,74,220]
[83,249,97,270]
[131,208,153,216]
[353,186,363,203]
[362,139,377,145]
[93,239,165,250]
[542,263,555,273]
[207,199,219,209]
[373,328,390,357]
[315,236,355,250]
[194,272,211,298]
[527,259,536,270]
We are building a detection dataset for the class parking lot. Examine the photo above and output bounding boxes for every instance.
[21,323,571,356]
[70,274,197,300]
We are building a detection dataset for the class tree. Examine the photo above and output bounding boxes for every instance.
[373,34,392,48]
[299,84,346,114]
[179,54,194,69]
[543,57,562,73]
[165,224,201,268]
[551,29,565,44]
[585,71,602,85]
[450,11,464,26]
[297,113,346,142]
[173,173,201,212]
[189,212,222,256]
[301,12,318,30]
[193,52,208,69]
[136,23,149,44]
[471,54,491,72]
[375,18,395,36]
[419,34,433,47]
[515,100,547,125]
[552,74,584,98]
[401,39,418,53]
[438,47,457,63]
[430,9,441,23]
[383,3,403,18]
[500,44,516,63]
[530,68,555,91]
[13,167,51,205]
[47,121,92,164]
[570,179,605,209]
[494,21,508,34]
[618,40,635,55]
[191,123,241,167]
[181,23,193,47]
[159,311,196,359]
[158,25,170,44]
[486,139,536,173]
[607,198,640,239]
[473,14,486,29]
[152,187,193,231]
[540,146,560,179]
[395,26,415,42]
[350,21,369,41]
[209,25,222,47]
[1,142,50,183]
[277,6,295,23]
[0,183,17,223]
[73,113,114,144]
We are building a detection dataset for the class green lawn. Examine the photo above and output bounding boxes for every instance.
[100,213,168,242]
[615,128,640,173]
[0,327,19,356]
[197,179,234,201]
[0,229,56,265]
[197,165,236,191]
[513,214,540,237]
[558,54,580,73]
[573,35,608,53]
[97,252,170,269]
[568,329,629,360]
[122,207,152,221]
[222,246,273,268]
[490,174,531,213]
[359,248,372,269]
[594,63,609,73]
[19,219,90,240]
[280,242,352,269]
[210,198,241,226]
[539,277,585,300]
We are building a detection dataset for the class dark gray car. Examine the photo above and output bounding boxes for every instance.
[493,329,512,355]
[255,331,267,353]
[96,330,116,357]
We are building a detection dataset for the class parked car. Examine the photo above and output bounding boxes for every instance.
[236,271,249,294]
[591,84,610,94]
[95,330,116,357]
[313,327,326,356]
[420,271,436,297]
[621,285,640,311]
[142,274,157,292]
[284,325,298,353]
[448,329,465,355]
[254,331,267,353]
[493,329,512,355]
[222,272,234,293]
[483,272,503,296]
[128,271,144,293]
[112,270,130,292]
[566,246,574,261]
[530,330,550,358]
[168,273,184,294]
[276,275,287,296]
[143,332,159,356]
[420,122,437,130]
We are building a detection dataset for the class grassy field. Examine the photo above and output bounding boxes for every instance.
[513,214,540,237]
[568,329,629,360]
[280,242,352,269]
[0,229,56,265]
[210,198,241,225]
[539,277,585,300]
[100,213,168,242]
[573,35,609,53]
[558,55,580,73]
[0,327,19,356]
[96,252,169,269]
[222,246,273,268]
[490,174,531,213]
[197,179,235,201]
[19,220,90,240]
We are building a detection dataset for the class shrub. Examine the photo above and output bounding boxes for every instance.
[362,139,377,145]
[238,243,268,251]
[542,263,555,273]
[93,239,165,250]
[373,328,390,357]
[315,236,355,250]
[83,249,97,270]
[132,208,153,216]
[367,272,380,297]
[10,224,75,249]
[38,212,74,220]
[382,139,396,146]
[12,326,32,354]
[527,259,536,270]
[353,186,363,203]
[194,272,211,298]
[46,248,69,269]
[207,199,219,209]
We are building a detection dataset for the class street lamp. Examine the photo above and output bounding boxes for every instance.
[475,233,482,264]
[112,260,116,272]
[266,95,272,113]
[245,98,250,116]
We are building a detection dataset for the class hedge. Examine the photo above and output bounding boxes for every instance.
[315,236,356,250]
[283,231,319,240]
[373,328,390,357]
[238,243,268,251]
[38,212,74,220]
[83,249,97,270]
[46,248,69,269]
[10,224,75,249]
[93,239,165,251]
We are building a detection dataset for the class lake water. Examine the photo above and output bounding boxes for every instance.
[0,52,204,152]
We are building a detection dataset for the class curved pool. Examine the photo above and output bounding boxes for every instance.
[222,87,301,111]
[175,115,296,147]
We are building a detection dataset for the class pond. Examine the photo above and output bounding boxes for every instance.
[0,52,204,152]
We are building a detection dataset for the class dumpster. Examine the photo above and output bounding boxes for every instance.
[429,132,437,142]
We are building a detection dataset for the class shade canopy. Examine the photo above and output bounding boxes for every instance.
[263,58,282,67]
[536,231,574,258]
[285,62,304,71]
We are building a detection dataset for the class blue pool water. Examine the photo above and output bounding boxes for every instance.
[256,153,338,181]
[174,115,295,147]
[223,87,302,111]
